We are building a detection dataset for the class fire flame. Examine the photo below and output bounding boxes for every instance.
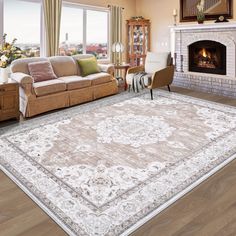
[200,48,207,58]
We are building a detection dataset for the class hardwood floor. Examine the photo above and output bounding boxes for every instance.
[0,86,236,236]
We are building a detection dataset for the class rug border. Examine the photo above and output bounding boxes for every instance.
[121,153,236,236]
[0,165,76,236]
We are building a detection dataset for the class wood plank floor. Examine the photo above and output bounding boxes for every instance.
[0,86,236,236]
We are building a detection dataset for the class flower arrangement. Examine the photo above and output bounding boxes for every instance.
[196,0,205,23]
[0,34,22,68]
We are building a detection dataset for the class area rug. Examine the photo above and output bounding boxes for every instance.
[1,90,236,236]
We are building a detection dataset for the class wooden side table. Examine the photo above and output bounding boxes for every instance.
[114,64,130,90]
[0,80,20,122]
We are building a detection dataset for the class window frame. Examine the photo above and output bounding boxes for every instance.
[0,0,44,56]
[61,1,110,61]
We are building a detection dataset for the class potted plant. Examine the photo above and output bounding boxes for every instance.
[0,34,22,83]
[196,0,205,24]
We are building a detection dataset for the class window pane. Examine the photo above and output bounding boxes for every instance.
[86,10,108,59]
[4,0,41,57]
[60,5,83,56]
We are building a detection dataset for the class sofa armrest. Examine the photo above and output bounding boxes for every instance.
[127,66,144,74]
[11,72,33,85]
[98,64,115,75]
[11,72,34,97]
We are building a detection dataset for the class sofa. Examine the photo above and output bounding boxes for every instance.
[10,54,118,117]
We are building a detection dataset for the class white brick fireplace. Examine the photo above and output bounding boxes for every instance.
[170,23,236,98]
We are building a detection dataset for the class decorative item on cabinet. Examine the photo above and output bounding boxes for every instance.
[126,18,150,66]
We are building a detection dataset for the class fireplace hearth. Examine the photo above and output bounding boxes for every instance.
[189,40,226,75]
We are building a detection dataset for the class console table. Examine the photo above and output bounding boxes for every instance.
[0,80,20,122]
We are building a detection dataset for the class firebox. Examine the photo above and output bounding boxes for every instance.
[188,40,226,75]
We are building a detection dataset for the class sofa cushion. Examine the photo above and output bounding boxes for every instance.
[58,76,92,90]
[49,56,78,77]
[33,79,66,97]
[77,57,100,77]
[86,72,112,86]
[28,61,57,82]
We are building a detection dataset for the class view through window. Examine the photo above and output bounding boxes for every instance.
[59,4,109,59]
[59,5,83,56]
[3,0,41,57]
[86,10,108,59]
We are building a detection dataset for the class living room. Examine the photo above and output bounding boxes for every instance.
[0,0,236,236]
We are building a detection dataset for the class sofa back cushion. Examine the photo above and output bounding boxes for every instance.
[77,57,100,77]
[11,57,48,75]
[145,52,170,74]
[28,61,57,82]
[49,56,78,77]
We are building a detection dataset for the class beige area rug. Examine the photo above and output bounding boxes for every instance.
[1,90,236,236]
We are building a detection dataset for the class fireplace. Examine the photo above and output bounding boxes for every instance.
[188,40,226,75]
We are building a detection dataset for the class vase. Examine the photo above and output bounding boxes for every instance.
[198,20,204,24]
[0,67,10,83]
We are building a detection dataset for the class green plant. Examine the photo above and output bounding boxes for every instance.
[0,34,22,68]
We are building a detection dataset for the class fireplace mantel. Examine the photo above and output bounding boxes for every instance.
[170,22,236,31]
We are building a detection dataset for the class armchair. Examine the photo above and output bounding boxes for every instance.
[126,52,174,99]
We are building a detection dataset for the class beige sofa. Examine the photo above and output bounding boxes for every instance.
[10,54,118,117]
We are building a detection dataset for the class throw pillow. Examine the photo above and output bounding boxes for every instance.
[28,61,57,82]
[77,57,100,77]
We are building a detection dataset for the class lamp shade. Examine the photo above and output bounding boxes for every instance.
[112,42,124,53]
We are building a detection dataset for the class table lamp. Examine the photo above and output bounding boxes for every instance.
[112,42,124,65]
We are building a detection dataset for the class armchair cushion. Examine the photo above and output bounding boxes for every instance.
[145,52,169,74]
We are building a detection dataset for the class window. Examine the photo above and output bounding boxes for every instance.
[86,10,108,59]
[3,0,42,57]
[59,5,83,56]
[0,0,109,59]
[59,3,109,59]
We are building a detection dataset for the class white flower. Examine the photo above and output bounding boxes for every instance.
[197,0,205,12]
[0,55,8,62]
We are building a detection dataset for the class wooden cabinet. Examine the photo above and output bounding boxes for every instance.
[0,81,20,122]
[126,18,150,66]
